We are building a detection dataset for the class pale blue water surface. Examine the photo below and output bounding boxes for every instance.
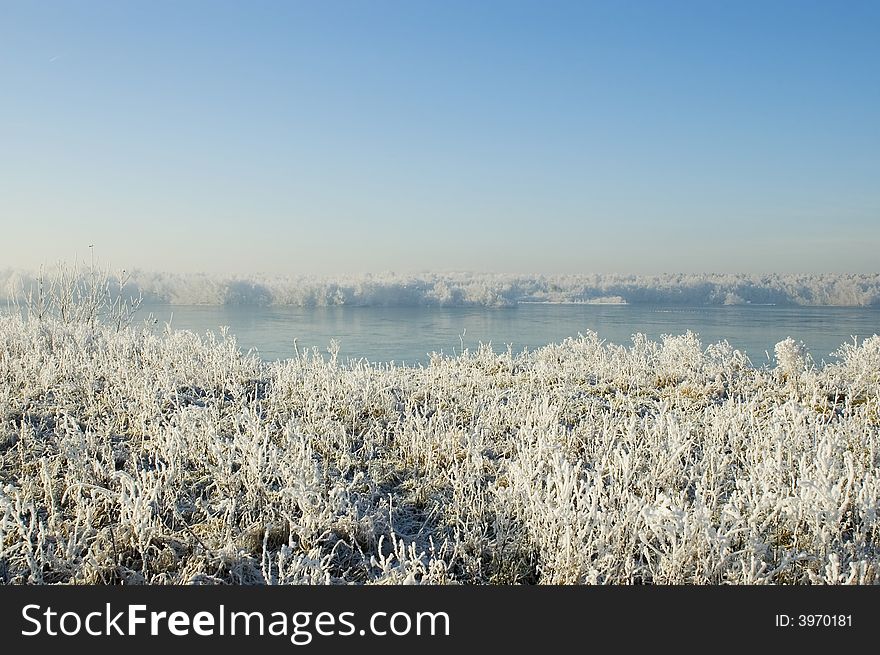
[139,304,880,367]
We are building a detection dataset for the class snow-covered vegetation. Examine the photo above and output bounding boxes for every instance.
[3,267,880,307]
[1,271,878,584]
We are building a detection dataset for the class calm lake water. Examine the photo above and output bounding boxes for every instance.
[139,304,880,367]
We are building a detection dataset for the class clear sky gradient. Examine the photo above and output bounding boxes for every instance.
[1,1,878,275]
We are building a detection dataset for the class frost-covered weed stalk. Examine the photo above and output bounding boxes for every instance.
[1,313,878,584]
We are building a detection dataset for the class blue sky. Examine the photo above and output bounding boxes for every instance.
[1,0,878,274]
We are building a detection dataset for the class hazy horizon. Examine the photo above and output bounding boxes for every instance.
[2,1,878,275]
[4,268,880,309]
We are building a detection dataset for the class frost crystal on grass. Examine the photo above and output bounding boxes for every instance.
[775,337,809,379]
[0,308,878,585]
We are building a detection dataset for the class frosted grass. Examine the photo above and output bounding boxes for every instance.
[1,311,878,584]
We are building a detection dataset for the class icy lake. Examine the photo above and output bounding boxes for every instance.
[139,303,880,367]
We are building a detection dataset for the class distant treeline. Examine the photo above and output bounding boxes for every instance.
[2,269,879,307]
